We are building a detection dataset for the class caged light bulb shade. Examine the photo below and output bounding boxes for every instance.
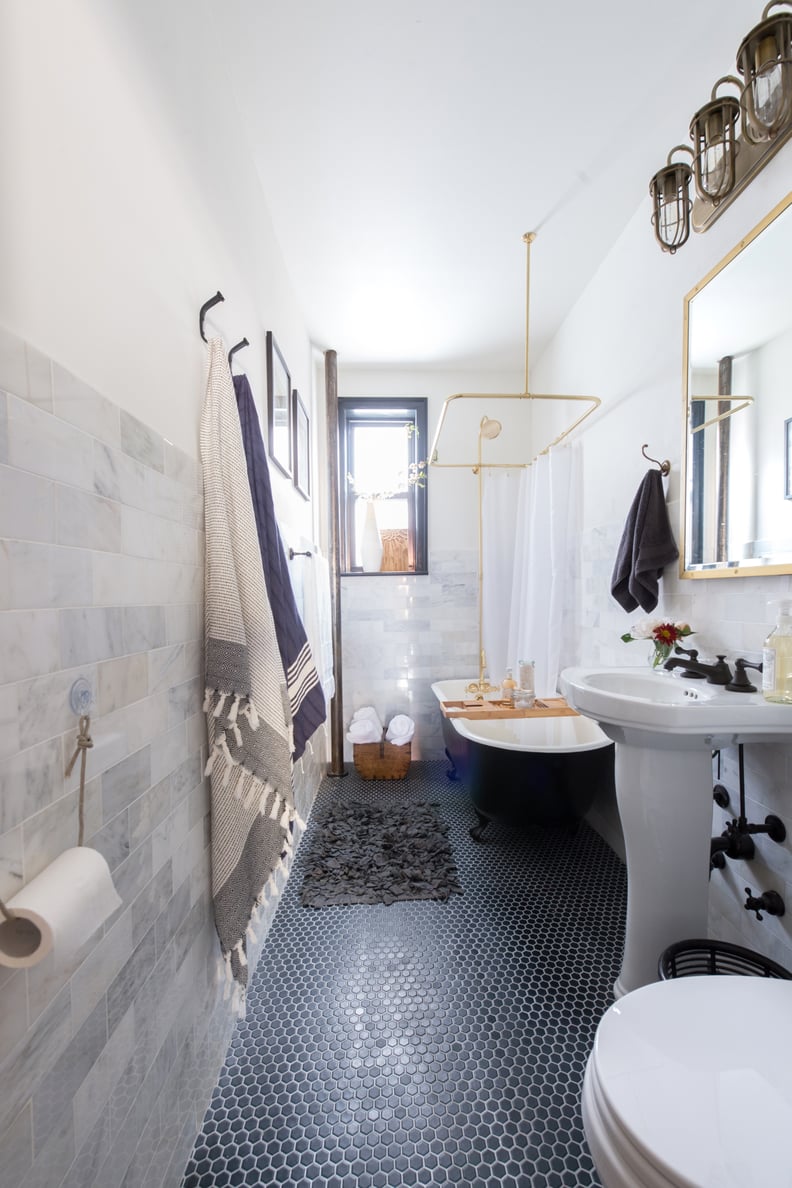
[649,146,694,253]
[736,1,792,142]
[690,78,741,202]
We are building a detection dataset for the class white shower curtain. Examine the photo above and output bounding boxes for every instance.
[482,444,580,698]
[481,470,519,685]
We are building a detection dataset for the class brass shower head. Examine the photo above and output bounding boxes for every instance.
[479,416,502,440]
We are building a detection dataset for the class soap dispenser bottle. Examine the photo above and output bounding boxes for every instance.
[501,667,517,706]
[762,600,792,703]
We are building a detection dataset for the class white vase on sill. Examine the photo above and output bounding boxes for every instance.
[360,500,383,572]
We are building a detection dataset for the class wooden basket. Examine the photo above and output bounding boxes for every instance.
[353,736,411,780]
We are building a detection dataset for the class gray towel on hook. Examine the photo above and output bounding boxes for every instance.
[201,338,296,1016]
[611,469,678,613]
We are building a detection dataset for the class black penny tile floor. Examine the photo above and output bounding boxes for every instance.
[181,760,626,1187]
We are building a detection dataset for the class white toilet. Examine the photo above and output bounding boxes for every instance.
[582,975,792,1187]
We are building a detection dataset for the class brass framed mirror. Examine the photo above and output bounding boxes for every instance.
[681,191,792,578]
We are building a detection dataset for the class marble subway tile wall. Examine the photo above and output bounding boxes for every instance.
[0,324,324,1188]
[340,549,479,760]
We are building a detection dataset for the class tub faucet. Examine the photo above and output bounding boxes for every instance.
[663,653,733,684]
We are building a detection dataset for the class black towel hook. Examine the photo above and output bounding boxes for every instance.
[199,291,225,342]
[641,443,671,476]
[228,338,250,369]
[288,548,313,560]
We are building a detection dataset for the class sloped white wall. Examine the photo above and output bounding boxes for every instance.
[0,0,315,544]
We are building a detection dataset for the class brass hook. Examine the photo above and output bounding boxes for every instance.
[641,443,670,476]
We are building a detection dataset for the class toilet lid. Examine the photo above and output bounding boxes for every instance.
[591,976,792,1188]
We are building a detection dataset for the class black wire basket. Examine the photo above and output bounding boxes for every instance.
[659,938,792,980]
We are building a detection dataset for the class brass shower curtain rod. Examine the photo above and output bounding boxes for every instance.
[429,232,601,471]
[689,393,755,433]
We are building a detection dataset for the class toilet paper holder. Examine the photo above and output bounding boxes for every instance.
[0,847,123,968]
[0,898,17,921]
[0,689,118,967]
[0,707,95,924]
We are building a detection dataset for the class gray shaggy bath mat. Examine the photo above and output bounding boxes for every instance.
[300,799,462,908]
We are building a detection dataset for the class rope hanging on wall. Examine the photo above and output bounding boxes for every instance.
[64,714,94,847]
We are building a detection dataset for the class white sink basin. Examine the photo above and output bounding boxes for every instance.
[560,665,792,746]
[559,664,792,999]
[580,669,720,702]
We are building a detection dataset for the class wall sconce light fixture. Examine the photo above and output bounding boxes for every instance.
[649,146,694,253]
[690,77,742,202]
[650,1,792,249]
[737,0,792,142]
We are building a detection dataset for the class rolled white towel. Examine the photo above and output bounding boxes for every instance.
[385,714,414,745]
[352,705,381,720]
[348,719,380,737]
[386,713,413,737]
[346,719,382,745]
[351,705,383,734]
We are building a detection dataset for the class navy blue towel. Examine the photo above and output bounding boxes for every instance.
[611,469,679,613]
[234,374,326,760]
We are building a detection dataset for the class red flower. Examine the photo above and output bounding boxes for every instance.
[653,622,682,646]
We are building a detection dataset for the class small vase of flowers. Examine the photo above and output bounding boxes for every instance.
[621,619,694,669]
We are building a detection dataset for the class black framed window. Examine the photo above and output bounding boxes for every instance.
[338,397,428,575]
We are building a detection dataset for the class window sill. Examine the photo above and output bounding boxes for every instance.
[341,569,428,578]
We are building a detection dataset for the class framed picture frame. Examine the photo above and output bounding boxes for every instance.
[266,331,292,478]
[292,389,310,500]
[786,418,792,500]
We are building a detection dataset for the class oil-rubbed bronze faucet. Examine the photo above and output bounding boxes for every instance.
[663,653,732,684]
[725,658,763,693]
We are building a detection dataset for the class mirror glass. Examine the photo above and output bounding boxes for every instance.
[682,192,792,577]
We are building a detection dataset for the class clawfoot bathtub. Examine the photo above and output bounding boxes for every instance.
[431,680,615,840]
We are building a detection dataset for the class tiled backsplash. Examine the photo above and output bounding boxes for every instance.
[0,325,323,1188]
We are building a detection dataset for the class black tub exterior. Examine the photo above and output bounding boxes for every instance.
[441,714,614,833]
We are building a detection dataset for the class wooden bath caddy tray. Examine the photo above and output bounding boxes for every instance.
[440,697,578,720]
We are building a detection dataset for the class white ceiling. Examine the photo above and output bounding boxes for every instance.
[142,0,766,374]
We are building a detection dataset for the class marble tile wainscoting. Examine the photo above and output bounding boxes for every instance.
[340,550,479,761]
[0,324,325,1188]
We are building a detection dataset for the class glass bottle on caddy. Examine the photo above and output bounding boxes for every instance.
[515,659,535,709]
[501,667,517,705]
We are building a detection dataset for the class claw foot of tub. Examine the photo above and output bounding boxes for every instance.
[469,810,491,842]
[444,748,460,782]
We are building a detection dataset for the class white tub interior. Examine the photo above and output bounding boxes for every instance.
[430,679,611,754]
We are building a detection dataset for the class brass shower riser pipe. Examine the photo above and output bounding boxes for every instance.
[523,231,536,394]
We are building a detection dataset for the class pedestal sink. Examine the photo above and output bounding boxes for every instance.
[560,666,792,998]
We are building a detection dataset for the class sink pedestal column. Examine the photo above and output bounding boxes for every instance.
[613,740,714,999]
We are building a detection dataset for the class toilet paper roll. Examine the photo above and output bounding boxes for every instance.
[0,847,122,969]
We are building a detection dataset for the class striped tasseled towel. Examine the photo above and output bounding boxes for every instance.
[200,338,300,1013]
[234,374,326,761]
